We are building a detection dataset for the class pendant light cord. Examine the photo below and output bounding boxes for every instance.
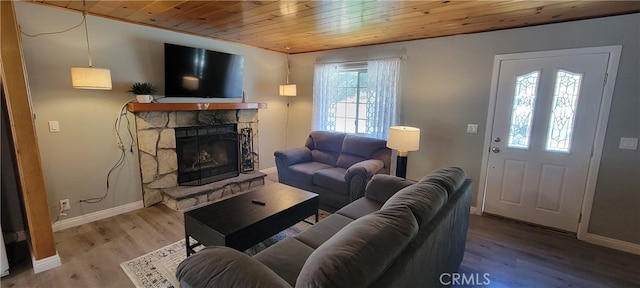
[285,97,291,146]
[20,0,94,69]
[20,13,85,37]
[284,46,292,147]
[80,100,135,204]
[81,0,93,68]
[20,19,85,37]
[286,46,291,84]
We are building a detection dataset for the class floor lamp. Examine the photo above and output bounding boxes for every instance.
[387,126,420,178]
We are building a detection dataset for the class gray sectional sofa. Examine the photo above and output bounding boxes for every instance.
[176,167,473,287]
[274,130,391,212]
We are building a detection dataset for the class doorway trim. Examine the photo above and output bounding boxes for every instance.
[476,46,622,242]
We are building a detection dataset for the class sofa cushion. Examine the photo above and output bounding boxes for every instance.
[365,174,417,204]
[335,197,382,220]
[381,182,447,226]
[294,214,354,249]
[254,238,315,287]
[306,131,345,166]
[274,147,313,167]
[295,206,419,288]
[335,153,366,169]
[336,134,389,169]
[312,167,348,194]
[176,246,291,288]
[306,131,346,151]
[419,167,466,198]
[311,150,340,167]
[288,162,334,184]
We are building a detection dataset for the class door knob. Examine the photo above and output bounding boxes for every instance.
[494,137,501,142]
[491,147,500,153]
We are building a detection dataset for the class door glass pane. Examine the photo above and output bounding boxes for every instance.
[508,71,540,149]
[546,70,582,152]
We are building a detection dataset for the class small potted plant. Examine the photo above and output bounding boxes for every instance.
[127,82,157,103]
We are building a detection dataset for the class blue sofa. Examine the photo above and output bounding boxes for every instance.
[274,131,391,211]
[176,167,473,287]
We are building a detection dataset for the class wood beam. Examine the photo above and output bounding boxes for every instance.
[1,1,57,260]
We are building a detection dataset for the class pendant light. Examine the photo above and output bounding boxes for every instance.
[70,0,112,90]
[279,46,296,96]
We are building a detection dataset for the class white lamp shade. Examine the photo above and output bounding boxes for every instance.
[387,126,420,152]
[71,67,112,90]
[279,84,297,96]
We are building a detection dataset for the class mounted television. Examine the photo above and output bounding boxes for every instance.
[164,43,244,98]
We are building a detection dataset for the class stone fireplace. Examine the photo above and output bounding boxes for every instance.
[132,106,265,210]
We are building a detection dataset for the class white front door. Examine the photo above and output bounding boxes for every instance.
[484,51,610,232]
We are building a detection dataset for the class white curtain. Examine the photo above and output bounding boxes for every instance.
[312,58,401,139]
[312,63,340,131]
[365,58,401,139]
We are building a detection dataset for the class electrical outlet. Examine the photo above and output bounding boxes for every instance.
[467,124,478,134]
[60,199,71,211]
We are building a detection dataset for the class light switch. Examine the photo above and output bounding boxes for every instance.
[619,137,638,150]
[48,121,60,133]
[467,124,478,134]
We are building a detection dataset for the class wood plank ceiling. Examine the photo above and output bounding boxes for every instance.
[32,1,640,54]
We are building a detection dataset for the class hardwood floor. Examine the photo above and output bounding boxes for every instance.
[2,181,639,287]
[460,215,640,287]
[0,205,184,287]
[2,204,184,288]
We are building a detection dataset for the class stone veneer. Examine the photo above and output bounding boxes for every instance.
[134,109,262,209]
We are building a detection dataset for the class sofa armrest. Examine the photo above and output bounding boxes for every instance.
[345,159,385,202]
[274,147,312,167]
[176,246,292,288]
[365,174,417,204]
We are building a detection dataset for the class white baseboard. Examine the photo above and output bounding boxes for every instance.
[32,253,61,274]
[582,233,640,256]
[52,201,144,232]
[260,166,277,175]
[470,206,477,215]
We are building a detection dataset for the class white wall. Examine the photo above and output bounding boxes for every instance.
[289,14,639,244]
[14,2,289,219]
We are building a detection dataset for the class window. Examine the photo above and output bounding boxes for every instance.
[507,70,540,149]
[313,58,401,139]
[545,70,582,153]
[334,65,368,134]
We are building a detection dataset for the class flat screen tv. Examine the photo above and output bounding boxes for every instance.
[164,43,244,98]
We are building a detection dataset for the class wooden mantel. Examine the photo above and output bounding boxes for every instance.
[127,102,267,112]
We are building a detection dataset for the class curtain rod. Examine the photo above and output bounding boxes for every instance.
[314,55,407,65]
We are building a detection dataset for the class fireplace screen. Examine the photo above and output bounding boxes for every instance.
[175,124,239,186]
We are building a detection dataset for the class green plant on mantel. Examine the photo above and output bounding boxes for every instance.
[127,82,157,95]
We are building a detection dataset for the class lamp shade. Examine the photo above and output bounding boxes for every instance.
[71,67,112,90]
[279,84,297,96]
[387,126,420,152]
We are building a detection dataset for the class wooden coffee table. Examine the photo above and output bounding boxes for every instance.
[183,182,319,256]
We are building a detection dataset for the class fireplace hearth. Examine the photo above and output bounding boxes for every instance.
[176,124,239,186]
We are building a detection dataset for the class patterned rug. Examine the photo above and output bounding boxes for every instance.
[120,213,327,288]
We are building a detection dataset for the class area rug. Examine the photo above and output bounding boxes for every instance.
[120,212,328,288]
